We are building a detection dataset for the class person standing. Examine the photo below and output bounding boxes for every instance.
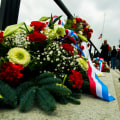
[111,46,117,69]
[100,40,109,65]
[116,45,120,71]
[108,46,112,66]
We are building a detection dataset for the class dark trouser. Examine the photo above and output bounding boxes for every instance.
[111,57,116,69]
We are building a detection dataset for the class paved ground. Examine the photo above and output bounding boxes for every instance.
[0,69,120,120]
[112,69,120,110]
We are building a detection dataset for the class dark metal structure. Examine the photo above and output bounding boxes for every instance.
[0,0,100,57]
[54,0,73,19]
[0,0,21,30]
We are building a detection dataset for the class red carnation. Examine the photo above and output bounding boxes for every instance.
[75,18,81,23]
[69,70,83,89]
[30,21,46,31]
[87,43,90,47]
[0,62,24,86]
[82,20,87,24]
[67,36,77,45]
[61,43,74,55]
[27,31,47,43]
[72,24,77,28]
[84,27,88,33]
[88,32,92,39]
[80,45,84,50]
[89,29,93,32]
[0,31,4,43]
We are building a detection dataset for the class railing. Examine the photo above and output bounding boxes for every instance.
[0,0,21,30]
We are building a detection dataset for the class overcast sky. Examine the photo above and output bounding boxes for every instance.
[1,0,120,50]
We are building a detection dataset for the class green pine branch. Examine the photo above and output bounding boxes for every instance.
[0,80,17,108]
[42,84,72,95]
[37,88,56,112]
[34,72,54,82]
[19,87,36,112]
[38,77,62,85]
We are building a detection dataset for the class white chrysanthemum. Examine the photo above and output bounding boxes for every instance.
[7,47,30,67]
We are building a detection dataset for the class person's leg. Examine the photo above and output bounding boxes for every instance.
[113,57,116,69]
[111,57,113,68]
[119,60,120,71]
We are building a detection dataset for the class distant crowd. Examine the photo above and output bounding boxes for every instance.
[100,40,120,71]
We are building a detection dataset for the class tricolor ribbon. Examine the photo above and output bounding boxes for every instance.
[99,58,104,72]
[82,41,115,101]
[96,57,104,72]
[64,29,85,57]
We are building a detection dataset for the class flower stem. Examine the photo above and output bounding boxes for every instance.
[24,22,30,34]
[62,74,67,85]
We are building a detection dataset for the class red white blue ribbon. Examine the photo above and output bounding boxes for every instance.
[87,62,115,101]
[64,29,85,57]
[96,57,104,72]
[82,42,115,101]
[99,58,104,72]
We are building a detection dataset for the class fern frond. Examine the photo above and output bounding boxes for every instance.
[42,85,72,95]
[0,80,17,108]
[38,77,62,85]
[19,87,36,112]
[37,88,56,112]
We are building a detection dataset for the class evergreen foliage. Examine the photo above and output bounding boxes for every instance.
[16,72,73,112]
[19,87,36,112]
[53,94,68,104]
[16,81,33,98]
[81,80,90,94]
[37,77,62,85]
[42,84,72,95]
[34,72,54,82]
[37,88,56,111]
[0,80,17,108]
[67,96,80,104]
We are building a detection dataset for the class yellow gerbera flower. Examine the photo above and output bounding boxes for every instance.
[7,47,31,67]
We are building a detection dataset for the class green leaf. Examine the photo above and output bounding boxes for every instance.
[39,16,50,21]
[3,22,24,37]
[53,15,62,24]
[37,88,56,112]
[19,25,33,33]
[48,14,54,29]
[77,34,88,42]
